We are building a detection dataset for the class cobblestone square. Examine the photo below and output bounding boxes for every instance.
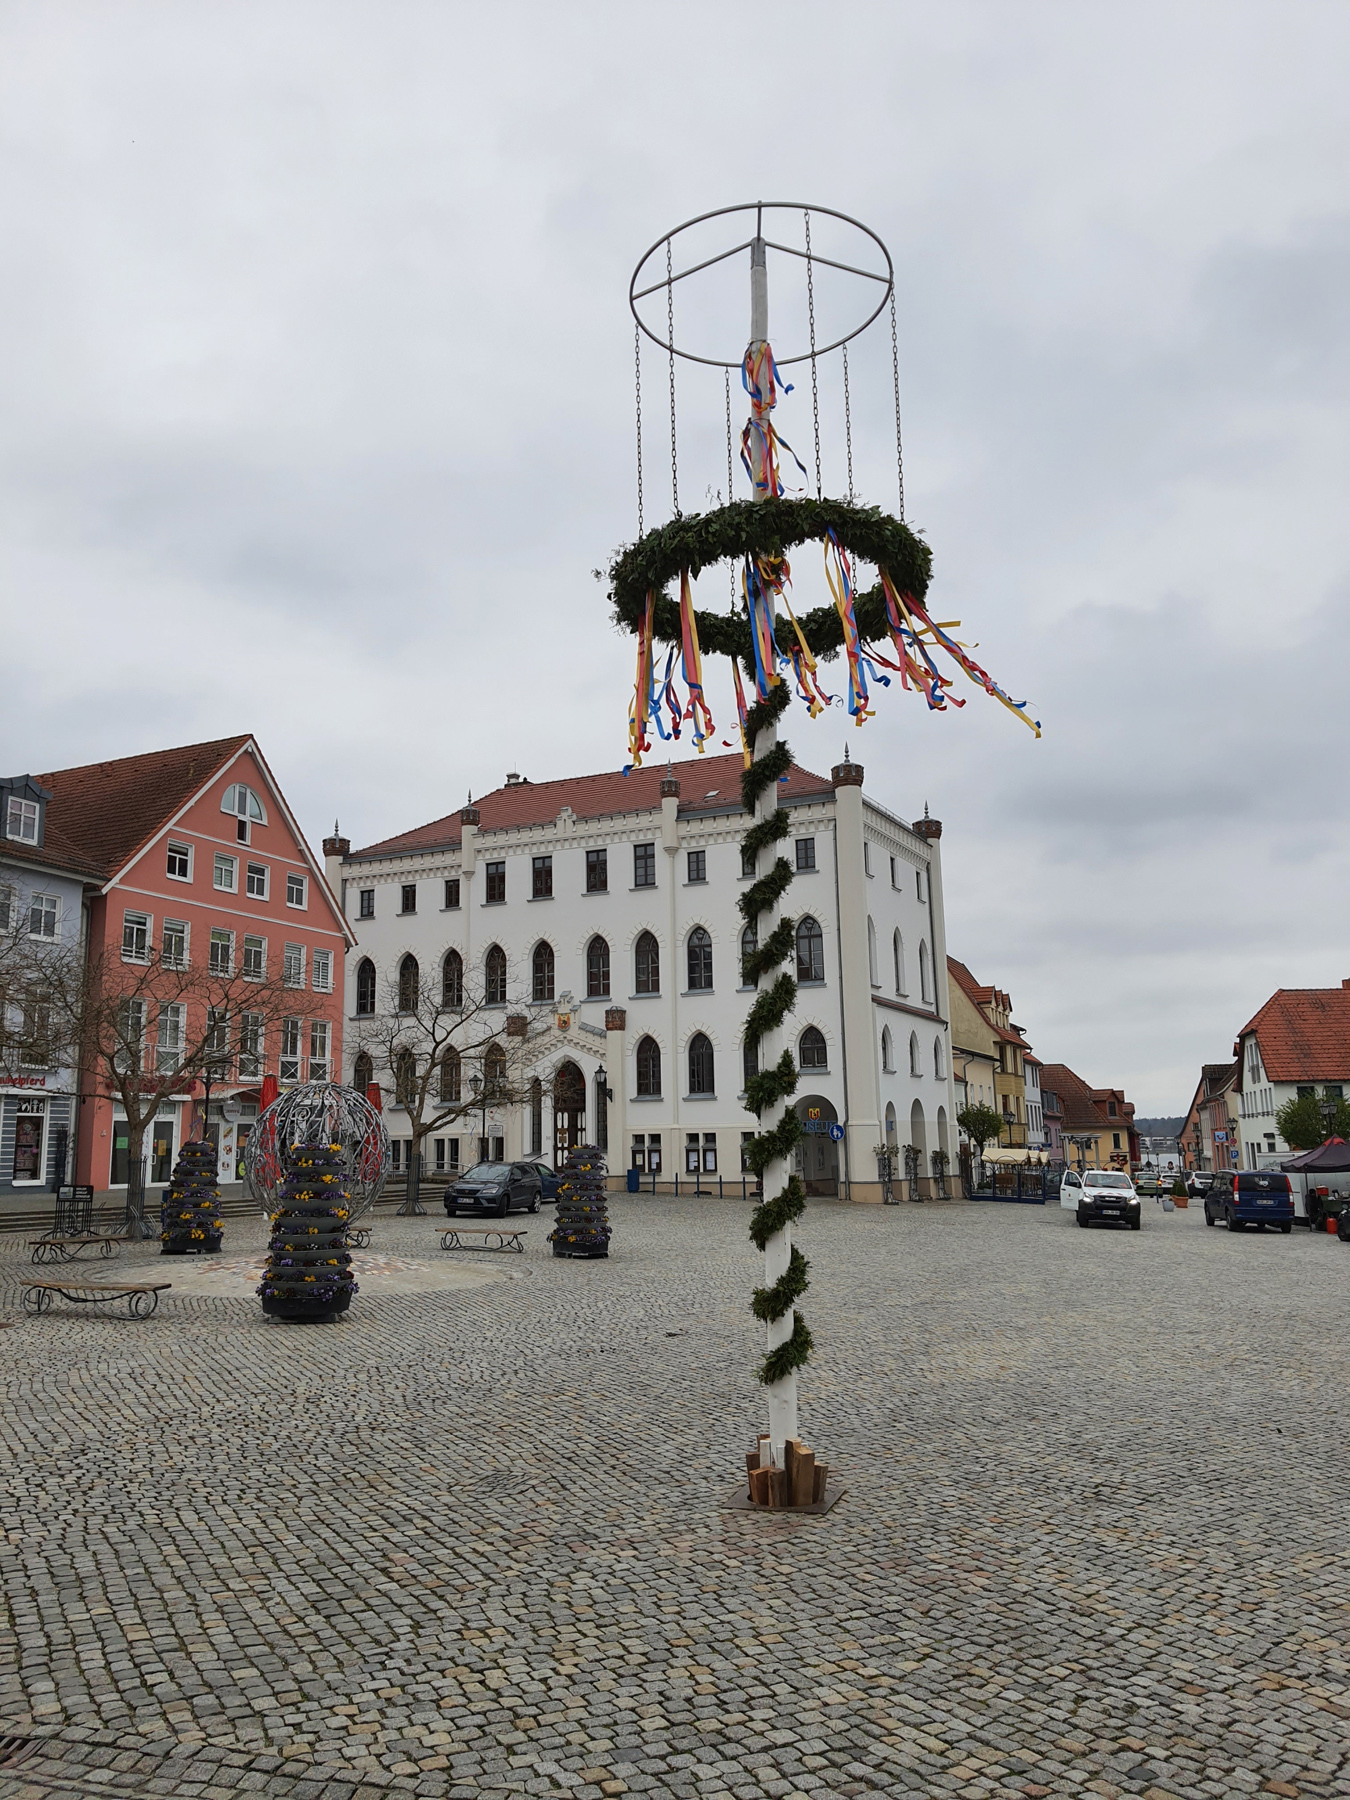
[1,1196,1346,1800]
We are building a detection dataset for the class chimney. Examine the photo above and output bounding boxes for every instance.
[505,771,522,785]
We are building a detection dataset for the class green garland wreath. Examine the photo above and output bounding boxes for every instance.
[607,495,932,660]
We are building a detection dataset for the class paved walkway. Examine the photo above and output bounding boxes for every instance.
[0,1197,1346,1800]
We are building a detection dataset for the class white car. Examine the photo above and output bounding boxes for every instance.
[1060,1167,1142,1229]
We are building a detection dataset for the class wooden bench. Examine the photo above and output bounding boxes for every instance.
[28,1235,121,1267]
[22,1279,171,1320]
[439,1226,527,1254]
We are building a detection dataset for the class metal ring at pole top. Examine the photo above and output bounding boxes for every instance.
[629,201,895,369]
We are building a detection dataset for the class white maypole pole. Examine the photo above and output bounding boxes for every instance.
[747,231,799,1465]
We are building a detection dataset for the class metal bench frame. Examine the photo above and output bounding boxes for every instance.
[28,1236,121,1267]
[439,1226,527,1254]
[22,1280,171,1320]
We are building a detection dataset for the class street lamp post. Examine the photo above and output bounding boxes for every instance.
[593,1063,612,1158]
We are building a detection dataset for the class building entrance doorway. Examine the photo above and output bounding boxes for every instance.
[794,1095,840,1197]
[553,1061,586,1169]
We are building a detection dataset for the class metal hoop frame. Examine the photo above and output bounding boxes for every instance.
[629,201,894,369]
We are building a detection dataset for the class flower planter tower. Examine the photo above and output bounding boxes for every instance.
[258,1138,357,1322]
[613,203,1040,1508]
[550,1143,612,1258]
[160,1139,223,1255]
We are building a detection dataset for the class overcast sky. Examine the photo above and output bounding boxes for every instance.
[2,1,1346,1113]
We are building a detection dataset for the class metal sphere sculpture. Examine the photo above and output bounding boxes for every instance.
[243,1082,391,1222]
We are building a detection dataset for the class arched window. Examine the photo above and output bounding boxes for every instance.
[636,1035,661,1096]
[484,1042,507,1098]
[893,930,906,996]
[919,939,932,1003]
[740,921,758,985]
[221,782,266,824]
[395,1048,416,1106]
[867,917,878,986]
[353,1050,373,1094]
[355,958,377,1016]
[532,941,555,1003]
[439,1045,461,1102]
[485,944,507,1005]
[933,1037,945,1079]
[881,1025,894,1072]
[796,916,824,983]
[799,1026,827,1070]
[587,935,610,998]
[687,1032,714,1095]
[442,949,463,1009]
[635,931,660,995]
[530,1078,543,1156]
[397,954,419,1013]
[742,1036,759,1090]
[910,1031,923,1076]
[687,926,713,991]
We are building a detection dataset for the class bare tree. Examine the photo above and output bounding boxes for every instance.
[46,940,300,1235]
[349,947,555,1212]
[0,915,83,1090]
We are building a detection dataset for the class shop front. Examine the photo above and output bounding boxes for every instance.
[109,1102,185,1188]
[1,1086,75,1193]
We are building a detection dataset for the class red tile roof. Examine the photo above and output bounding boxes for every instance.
[946,957,1027,1046]
[1037,1063,1110,1131]
[349,751,836,861]
[1236,986,1350,1083]
[38,736,252,881]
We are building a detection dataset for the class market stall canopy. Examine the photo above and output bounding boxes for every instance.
[980,1147,1049,1165]
[1280,1137,1350,1173]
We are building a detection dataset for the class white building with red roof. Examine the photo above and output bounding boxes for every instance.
[1233,982,1350,1169]
[328,750,959,1201]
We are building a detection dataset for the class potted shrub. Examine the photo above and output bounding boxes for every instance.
[1170,1175,1189,1209]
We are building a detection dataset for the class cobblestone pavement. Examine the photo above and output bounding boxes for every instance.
[1,1196,1346,1800]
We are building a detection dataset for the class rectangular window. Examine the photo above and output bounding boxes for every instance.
[686,1132,701,1174]
[917,867,927,903]
[687,849,706,884]
[28,892,58,939]
[6,796,38,842]
[239,1012,264,1079]
[646,1133,662,1174]
[242,934,266,980]
[741,1131,755,1172]
[209,928,234,975]
[741,844,756,879]
[890,855,897,887]
[205,1007,229,1058]
[156,1003,185,1074]
[166,841,192,881]
[309,1020,331,1081]
[279,1016,302,1082]
[434,1138,446,1172]
[20,1003,53,1069]
[213,853,237,892]
[864,842,872,875]
[703,1132,718,1173]
[631,1133,646,1171]
[287,872,307,908]
[400,883,417,914]
[444,878,460,910]
[284,943,305,988]
[122,911,151,962]
[532,855,553,899]
[311,949,333,992]
[115,998,146,1073]
[485,861,506,903]
[447,1138,460,1172]
[634,842,656,888]
[358,888,375,919]
[795,838,816,872]
[0,883,12,930]
[391,1139,402,1174]
[162,919,188,968]
[246,862,268,899]
[586,848,608,893]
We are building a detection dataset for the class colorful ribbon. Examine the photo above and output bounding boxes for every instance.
[879,570,1041,736]
[742,556,782,701]
[823,530,874,725]
[678,569,715,752]
[625,590,657,770]
[739,342,809,498]
[732,660,751,767]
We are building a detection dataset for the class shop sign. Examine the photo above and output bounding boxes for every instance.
[5,1074,49,1089]
[17,1097,46,1115]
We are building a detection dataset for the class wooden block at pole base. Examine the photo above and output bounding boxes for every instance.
[748,1466,771,1507]
[812,1462,829,1504]
[783,1438,804,1492]
[745,1451,760,1494]
[766,1466,788,1509]
[791,1448,816,1508]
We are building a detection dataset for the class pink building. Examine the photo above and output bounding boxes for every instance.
[35,736,353,1190]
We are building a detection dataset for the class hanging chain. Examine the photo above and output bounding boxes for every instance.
[890,285,905,521]
[725,367,737,606]
[667,238,679,515]
[805,209,821,499]
[634,322,644,536]
[842,341,854,502]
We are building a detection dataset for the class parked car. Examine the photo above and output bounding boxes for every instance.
[1302,1183,1349,1232]
[443,1161,542,1218]
[1204,1170,1294,1233]
[1185,1171,1217,1197]
[1061,1167,1142,1229]
[1136,1172,1162,1197]
[523,1160,562,1201]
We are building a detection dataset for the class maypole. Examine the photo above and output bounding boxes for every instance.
[611,202,1041,1512]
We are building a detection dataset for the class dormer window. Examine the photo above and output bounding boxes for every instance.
[6,796,38,843]
[222,782,266,844]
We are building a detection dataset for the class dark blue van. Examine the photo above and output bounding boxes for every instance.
[1204,1170,1294,1233]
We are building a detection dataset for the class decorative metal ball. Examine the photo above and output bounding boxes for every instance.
[243,1082,391,1220]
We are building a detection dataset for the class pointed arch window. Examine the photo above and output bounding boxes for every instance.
[743,1036,759,1090]
[442,949,463,1009]
[799,1026,827,1070]
[397,954,419,1013]
[881,1025,894,1072]
[919,938,932,1003]
[395,1048,417,1106]
[439,1045,461,1102]
[587,935,610,998]
[485,944,507,1005]
[741,921,758,985]
[530,1078,543,1156]
[687,926,713,992]
[636,1035,661,1096]
[687,1032,714,1095]
[796,916,825,983]
[353,1050,374,1094]
[910,1031,923,1076]
[893,930,906,996]
[635,931,660,995]
[867,917,879,987]
[933,1037,945,1079]
[484,1042,507,1098]
[532,941,555,1002]
[355,957,377,1016]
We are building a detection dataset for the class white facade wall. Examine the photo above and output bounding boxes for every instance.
[335,765,957,1201]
